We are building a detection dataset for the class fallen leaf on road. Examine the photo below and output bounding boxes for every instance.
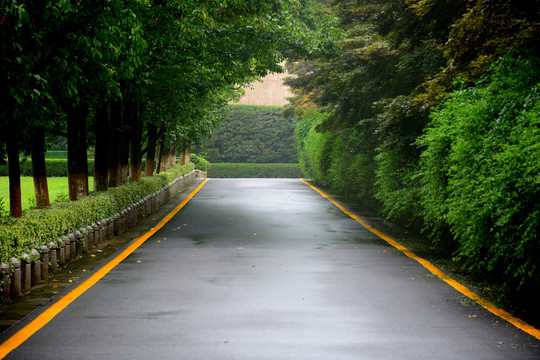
[137,260,142,263]
[468,314,477,318]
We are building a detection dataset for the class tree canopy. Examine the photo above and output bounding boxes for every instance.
[1,0,338,215]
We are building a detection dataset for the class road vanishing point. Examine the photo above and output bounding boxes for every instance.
[1,178,539,359]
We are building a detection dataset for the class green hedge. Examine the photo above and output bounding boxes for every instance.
[199,104,298,163]
[190,154,209,172]
[0,163,194,265]
[207,163,303,178]
[0,159,147,177]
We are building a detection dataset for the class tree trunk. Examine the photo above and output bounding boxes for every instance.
[144,124,157,177]
[31,126,50,208]
[179,139,187,165]
[66,106,89,201]
[93,105,109,191]
[119,95,131,184]
[129,110,142,182]
[168,145,176,168]
[156,138,165,174]
[186,142,192,163]
[108,99,122,188]
[6,117,22,217]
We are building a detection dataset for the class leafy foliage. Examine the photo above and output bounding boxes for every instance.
[190,154,210,172]
[199,105,298,163]
[418,55,540,296]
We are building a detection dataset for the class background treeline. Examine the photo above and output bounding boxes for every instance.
[207,163,302,178]
[287,0,540,314]
[197,105,298,163]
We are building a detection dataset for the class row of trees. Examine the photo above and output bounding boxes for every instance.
[287,0,540,311]
[1,0,339,217]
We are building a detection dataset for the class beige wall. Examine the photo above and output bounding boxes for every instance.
[235,71,293,106]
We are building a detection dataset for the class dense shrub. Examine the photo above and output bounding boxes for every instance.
[198,105,298,163]
[294,110,334,186]
[294,110,378,204]
[207,163,303,178]
[190,154,209,172]
[418,55,540,296]
[0,163,194,265]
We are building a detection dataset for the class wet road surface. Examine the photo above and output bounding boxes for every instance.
[2,178,539,359]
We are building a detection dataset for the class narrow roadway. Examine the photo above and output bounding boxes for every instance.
[1,179,539,359]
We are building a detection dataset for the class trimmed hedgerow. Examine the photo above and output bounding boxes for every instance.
[207,163,303,178]
[0,159,147,177]
[0,163,194,265]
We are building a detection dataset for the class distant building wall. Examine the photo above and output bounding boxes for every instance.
[235,71,293,106]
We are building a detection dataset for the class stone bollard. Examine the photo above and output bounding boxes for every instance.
[49,242,57,273]
[119,211,127,234]
[86,225,94,250]
[30,249,41,285]
[57,238,65,266]
[136,199,144,224]
[40,245,49,280]
[92,223,100,245]
[125,207,132,229]
[153,192,159,212]
[107,217,114,239]
[68,233,77,260]
[122,208,129,230]
[113,213,120,236]
[10,258,22,298]
[130,206,137,227]
[1,263,11,304]
[98,220,106,242]
[144,196,151,215]
[21,253,31,293]
[74,230,83,257]
[62,236,70,263]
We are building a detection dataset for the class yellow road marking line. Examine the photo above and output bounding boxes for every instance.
[300,179,540,341]
[0,178,210,359]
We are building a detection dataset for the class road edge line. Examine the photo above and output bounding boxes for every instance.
[299,178,540,341]
[0,178,210,359]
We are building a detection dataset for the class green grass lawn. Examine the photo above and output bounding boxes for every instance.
[0,177,94,212]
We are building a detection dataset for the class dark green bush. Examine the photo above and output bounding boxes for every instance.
[418,55,540,296]
[190,153,209,172]
[207,163,303,178]
[0,162,194,264]
[294,110,334,186]
[199,105,298,163]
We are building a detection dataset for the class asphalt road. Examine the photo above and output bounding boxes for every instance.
[1,178,539,359]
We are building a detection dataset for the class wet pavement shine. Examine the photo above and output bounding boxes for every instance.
[1,178,539,359]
